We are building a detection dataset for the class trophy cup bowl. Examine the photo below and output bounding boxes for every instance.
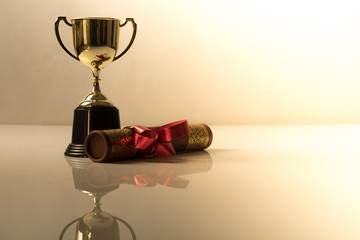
[55,17,137,157]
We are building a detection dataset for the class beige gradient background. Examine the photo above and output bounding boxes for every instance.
[1,0,360,126]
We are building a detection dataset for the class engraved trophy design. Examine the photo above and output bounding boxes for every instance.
[55,17,137,157]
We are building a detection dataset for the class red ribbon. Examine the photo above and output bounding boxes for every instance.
[130,120,189,157]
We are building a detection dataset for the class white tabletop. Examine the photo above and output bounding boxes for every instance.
[1,124,360,240]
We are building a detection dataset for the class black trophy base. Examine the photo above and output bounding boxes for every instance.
[65,106,120,157]
[65,143,87,158]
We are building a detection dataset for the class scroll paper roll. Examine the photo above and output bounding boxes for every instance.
[85,123,213,162]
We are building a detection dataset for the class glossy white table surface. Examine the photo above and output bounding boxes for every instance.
[1,124,360,240]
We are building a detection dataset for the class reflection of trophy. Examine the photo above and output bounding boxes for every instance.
[61,158,136,240]
[59,193,135,240]
[55,17,137,157]
[61,152,212,239]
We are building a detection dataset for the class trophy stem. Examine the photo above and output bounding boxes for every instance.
[92,79,102,95]
[78,76,114,108]
[93,194,103,217]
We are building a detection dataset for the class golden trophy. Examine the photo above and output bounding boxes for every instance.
[55,17,137,157]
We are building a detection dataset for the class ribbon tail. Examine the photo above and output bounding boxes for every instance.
[154,142,176,157]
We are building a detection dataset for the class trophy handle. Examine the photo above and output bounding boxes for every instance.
[113,18,137,61]
[55,16,80,61]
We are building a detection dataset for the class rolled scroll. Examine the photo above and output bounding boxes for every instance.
[85,120,212,162]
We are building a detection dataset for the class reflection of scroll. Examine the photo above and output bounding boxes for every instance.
[69,150,212,191]
[90,54,111,72]
[61,151,212,240]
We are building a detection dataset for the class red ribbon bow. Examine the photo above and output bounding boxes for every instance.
[130,120,189,157]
